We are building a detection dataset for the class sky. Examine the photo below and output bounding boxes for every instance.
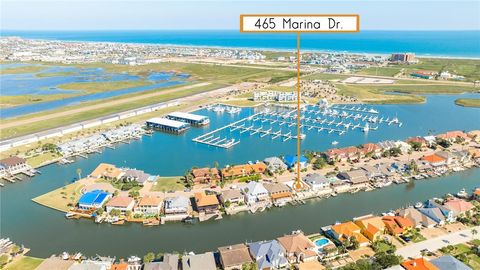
[1,0,479,30]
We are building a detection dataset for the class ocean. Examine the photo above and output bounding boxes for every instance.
[2,30,480,58]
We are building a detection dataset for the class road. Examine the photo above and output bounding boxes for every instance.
[396,225,480,259]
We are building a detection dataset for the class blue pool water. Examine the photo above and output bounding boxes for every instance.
[314,238,330,247]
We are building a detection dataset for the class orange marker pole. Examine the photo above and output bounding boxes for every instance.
[296,32,302,187]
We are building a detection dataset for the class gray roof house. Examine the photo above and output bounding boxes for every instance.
[303,173,330,190]
[425,199,456,222]
[220,189,245,204]
[218,244,253,270]
[264,157,288,172]
[431,255,472,270]
[248,240,289,270]
[164,196,190,215]
[399,207,436,228]
[182,252,216,270]
[122,169,150,185]
[418,207,446,225]
[338,169,369,186]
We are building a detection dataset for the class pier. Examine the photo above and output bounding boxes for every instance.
[166,111,210,126]
[146,117,190,134]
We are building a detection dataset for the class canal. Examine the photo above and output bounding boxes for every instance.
[0,93,479,257]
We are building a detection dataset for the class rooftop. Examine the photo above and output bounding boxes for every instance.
[146,117,189,129]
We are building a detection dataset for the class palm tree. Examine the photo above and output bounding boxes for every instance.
[472,228,478,239]
[76,168,82,180]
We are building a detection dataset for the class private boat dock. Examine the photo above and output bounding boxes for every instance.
[146,117,190,134]
[166,111,210,126]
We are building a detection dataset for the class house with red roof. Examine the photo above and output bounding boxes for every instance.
[436,131,470,143]
[421,154,447,167]
[443,198,475,216]
[401,258,439,270]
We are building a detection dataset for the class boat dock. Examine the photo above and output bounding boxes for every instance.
[166,111,210,126]
[146,117,190,134]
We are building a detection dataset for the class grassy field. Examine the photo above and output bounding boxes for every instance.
[397,58,480,81]
[5,256,43,270]
[220,99,261,107]
[26,152,62,168]
[336,84,425,104]
[0,82,223,139]
[357,67,402,77]
[150,176,185,192]
[57,80,153,94]
[1,65,47,74]
[0,94,76,108]
[455,98,480,108]
[36,71,76,77]
[32,181,84,212]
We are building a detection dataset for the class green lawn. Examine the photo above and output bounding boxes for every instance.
[36,71,76,77]
[357,67,402,77]
[32,181,84,212]
[150,176,185,192]
[57,80,154,94]
[0,94,76,108]
[1,65,47,74]
[26,152,62,168]
[5,256,43,270]
[398,58,480,81]
[455,98,480,108]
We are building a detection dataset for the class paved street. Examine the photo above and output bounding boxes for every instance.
[396,226,480,259]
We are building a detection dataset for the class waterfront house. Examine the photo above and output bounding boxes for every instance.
[242,181,269,205]
[382,216,414,236]
[395,141,412,153]
[421,154,447,168]
[401,258,440,270]
[264,157,288,173]
[0,156,30,178]
[418,207,446,225]
[406,137,429,149]
[303,173,332,191]
[284,155,308,170]
[467,130,480,142]
[264,183,293,206]
[431,255,472,270]
[325,147,361,162]
[398,207,436,228]
[361,143,382,157]
[277,232,317,263]
[105,196,135,214]
[360,165,384,180]
[331,178,352,193]
[443,198,474,217]
[353,215,386,241]
[218,244,253,270]
[78,190,111,210]
[90,163,124,181]
[423,136,437,147]
[377,140,397,151]
[248,240,289,270]
[435,151,456,165]
[330,221,370,247]
[182,252,216,270]
[337,169,369,189]
[436,131,470,143]
[221,163,267,179]
[135,196,162,215]
[164,196,190,216]
[190,167,221,185]
[121,169,151,186]
[193,191,220,215]
[424,199,456,222]
[162,253,180,270]
[220,189,245,206]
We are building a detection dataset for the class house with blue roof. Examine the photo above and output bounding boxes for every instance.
[431,255,472,270]
[78,189,111,210]
[418,207,446,225]
[424,199,456,223]
[248,240,289,270]
[283,155,308,170]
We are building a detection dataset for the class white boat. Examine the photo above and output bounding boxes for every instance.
[368,108,379,114]
[331,141,339,145]
[414,202,423,208]
[457,188,468,198]
[213,106,225,113]
[362,123,370,132]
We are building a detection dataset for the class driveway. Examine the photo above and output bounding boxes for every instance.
[396,225,480,259]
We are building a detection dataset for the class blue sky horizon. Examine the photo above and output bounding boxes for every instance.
[1,1,479,31]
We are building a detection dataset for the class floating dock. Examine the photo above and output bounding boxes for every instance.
[167,112,210,126]
[146,117,190,134]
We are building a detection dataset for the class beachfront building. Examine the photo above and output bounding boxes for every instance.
[166,112,209,126]
[277,232,317,263]
[263,157,288,173]
[220,189,245,206]
[146,117,190,134]
[190,167,221,185]
[218,244,253,270]
[329,222,370,247]
[193,192,220,215]
[135,196,162,215]
[78,190,111,210]
[283,155,308,170]
[390,53,416,63]
[164,196,190,217]
[242,181,269,205]
[398,207,436,228]
[248,240,289,270]
[182,252,216,270]
[90,163,124,181]
[105,196,135,214]
[264,183,293,206]
[382,216,414,236]
[221,163,267,180]
[353,215,386,241]
[0,156,30,178]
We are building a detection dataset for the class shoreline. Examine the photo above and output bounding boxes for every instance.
[2,34,480,60]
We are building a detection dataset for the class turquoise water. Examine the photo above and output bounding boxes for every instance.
[2,30,480,58]
[0,65,188,118]
[0,93,479,257]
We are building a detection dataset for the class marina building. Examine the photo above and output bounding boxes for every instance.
[166,112,209,126]
[146,118,190,134]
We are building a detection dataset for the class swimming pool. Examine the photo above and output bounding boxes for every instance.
[314,238,330,247]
